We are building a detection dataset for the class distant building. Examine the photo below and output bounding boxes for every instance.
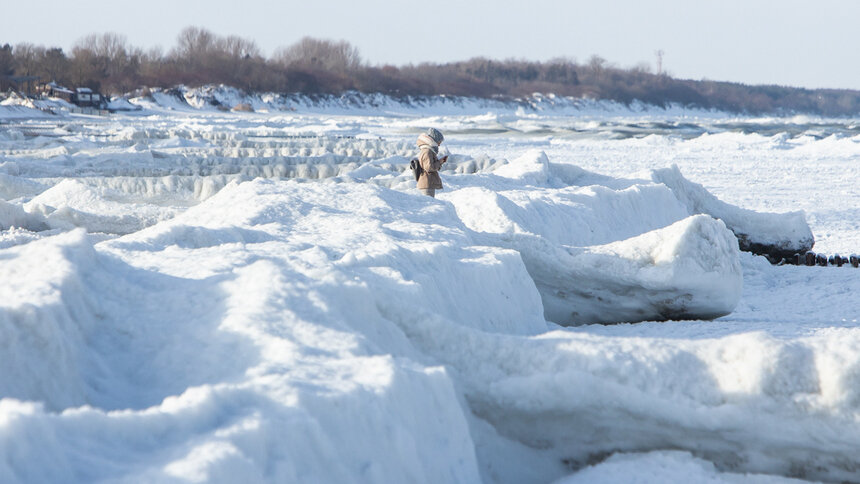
[36,82,107,111]
[40,82,74,102]
[72,87,104,108]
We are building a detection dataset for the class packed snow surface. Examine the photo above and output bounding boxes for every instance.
[2,90,860,483]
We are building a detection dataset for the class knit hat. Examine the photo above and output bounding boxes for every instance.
[416,133,439,153]
[426,127,444,144]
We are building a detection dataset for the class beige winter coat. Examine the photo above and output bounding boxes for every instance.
[417,147,444,189]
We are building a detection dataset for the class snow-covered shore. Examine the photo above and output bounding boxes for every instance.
[2,84,732,119]
[2,97,860,483]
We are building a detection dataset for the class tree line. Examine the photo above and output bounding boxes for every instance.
[3,27,860,116]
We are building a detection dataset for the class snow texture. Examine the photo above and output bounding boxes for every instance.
[1,90,857,484]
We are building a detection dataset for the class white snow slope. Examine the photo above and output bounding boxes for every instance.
[2,95,860,484]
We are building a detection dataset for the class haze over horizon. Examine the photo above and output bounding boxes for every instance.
[4,0,860,91]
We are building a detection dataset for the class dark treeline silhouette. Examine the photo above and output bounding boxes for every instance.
[3,27,860,116]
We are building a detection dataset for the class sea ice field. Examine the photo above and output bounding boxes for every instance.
[2,89,860,483]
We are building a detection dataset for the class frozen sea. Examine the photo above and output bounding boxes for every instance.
[2,91,860,483]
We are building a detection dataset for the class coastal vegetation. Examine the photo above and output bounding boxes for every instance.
[3,27,860,116]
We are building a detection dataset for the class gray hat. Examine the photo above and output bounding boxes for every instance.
[426,127,444,144]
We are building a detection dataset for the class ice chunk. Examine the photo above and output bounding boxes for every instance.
[444,176,740,325]
[0,199,48,231]
[491,214,742,325]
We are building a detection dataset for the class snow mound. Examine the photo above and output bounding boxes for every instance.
[487,152,814,263]
[447,164,688,247]
[2,181,535,482]
[445,154,742,324]
[484,152,814,263]
[486,214,742,325]
[105,97,141,112]
[652,165,814,260]
[0,231,99,409]
[487,150,626,189]
[23,179,182,234]
[492,150,554,185]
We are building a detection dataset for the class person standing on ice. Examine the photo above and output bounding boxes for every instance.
[415,128,448,197]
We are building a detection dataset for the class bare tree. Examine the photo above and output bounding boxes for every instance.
[138,46,166,85]
[543,60,580,85]
[166,27,265,88]
[69,37,106,89]
[172,26,218,65]
[223,35,260,60]
[69,33,141,92]
[13,43,43,76]
[5,26,860,116]
[273,37,361,72]
[0,44,14,90]
[76,33,127,61]
[40,47,69,82]
[587,55,607,81]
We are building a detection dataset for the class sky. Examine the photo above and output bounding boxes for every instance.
[4,0,860,90]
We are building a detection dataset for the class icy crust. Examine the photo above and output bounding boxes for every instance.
[652,165,814,260]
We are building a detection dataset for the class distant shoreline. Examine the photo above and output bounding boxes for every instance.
[5,29,860,117]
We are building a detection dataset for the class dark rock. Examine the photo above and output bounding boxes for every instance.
[737,234,815,265]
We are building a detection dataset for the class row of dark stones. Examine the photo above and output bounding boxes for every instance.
[781,252,860,267]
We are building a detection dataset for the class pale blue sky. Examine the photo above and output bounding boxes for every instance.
[5,0,860,89]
